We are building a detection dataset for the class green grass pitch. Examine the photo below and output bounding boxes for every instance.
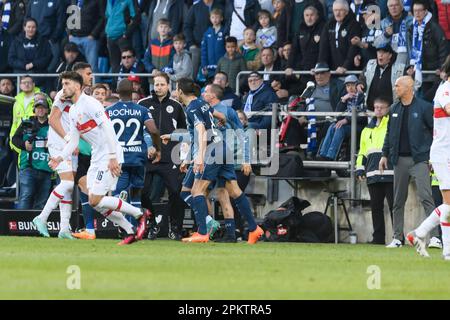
[0,236,449,299]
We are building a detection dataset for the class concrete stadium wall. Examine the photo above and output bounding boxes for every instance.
[245,175,431,244]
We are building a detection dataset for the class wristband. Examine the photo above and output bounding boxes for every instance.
[63,134,70,142]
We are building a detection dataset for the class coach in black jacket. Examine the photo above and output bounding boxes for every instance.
[379,76,436,246]
[138,72,187,240]
[318,0,361,73]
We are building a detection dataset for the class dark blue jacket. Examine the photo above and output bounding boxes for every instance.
[222,86,242,110]
[224,0,260,35]
[27,0,66,42]
[8,32,52,73]
[382,97,433,165]
[200,25,226,70]
[183,0,225,47]
[244,83,278,130]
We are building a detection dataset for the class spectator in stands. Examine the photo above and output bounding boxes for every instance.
[225,0,261,42]
[131,0,150,60]
[374,0,413,66]
[240,27,261,71]
[435,0,450,54]
[356,96,394,245]
[105,0,140,73]
[285,5,325,89]
[68,0,106,73]
[0,78,14,97]
[358,44,405,111]
[289,0,325,40]
[145,0,186,47]
[119,48,148,95]
[167,33,193,83]
[7,18,51,76]
[256,9,277,48]
[128,75,146,97]
[132,90,142,103]
[0,28,10,73]
[318,75,366,161]
[92,83,108,106]
[216,36,247,93]
[9,76,42,154]
[213,71,243,110]
[143,19,174,76]
[50,42,86,97]
[258,47,288,101]
[278,41,301,96]
[272,0,289,55]
[0,0,26,37]
[12,94,52,210]
[406,0,447,99]
[351,4,384,67]
[200,8,226,81]
[310,62,344,112]
[243,71,278,129]
[379,76,437,248]
[184,0,225,82]
[26,0,66,72]
[318,0,362,74]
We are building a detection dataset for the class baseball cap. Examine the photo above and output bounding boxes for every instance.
[34,97,49,108]
[128,75,141,83]
[248,71,263,79]
[344,75,359,84]
[376,43,394,54]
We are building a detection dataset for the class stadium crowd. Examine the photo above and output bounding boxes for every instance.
[1,0,450,246]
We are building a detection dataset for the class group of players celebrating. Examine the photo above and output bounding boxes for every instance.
[31,63,263,245]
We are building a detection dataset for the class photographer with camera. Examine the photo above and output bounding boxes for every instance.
[12,94,52,210]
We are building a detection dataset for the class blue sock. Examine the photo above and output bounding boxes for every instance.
[181,191,193,207]
[192,195,208,235]
[233,193,257,232]
[224,219,236,238]
[80,191,95,230]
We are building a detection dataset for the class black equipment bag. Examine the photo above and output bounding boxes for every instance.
[274,151,303,177]
[298,211,333,243]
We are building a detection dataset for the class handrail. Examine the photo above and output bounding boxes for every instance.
[235,69,439,95]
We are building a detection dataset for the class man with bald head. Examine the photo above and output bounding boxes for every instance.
[379,76,437,248]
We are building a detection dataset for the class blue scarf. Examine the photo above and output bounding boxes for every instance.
[387,14,407,53]
[410,12,432,88]
[244,83,265,113]
[1,1,11,31]
[119,61,139,81]
[306,98,317,156]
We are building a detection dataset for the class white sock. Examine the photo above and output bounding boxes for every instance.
[206,215,213,224]
[415,205,448,238]
[59,195,72,232]
[38,180,73,222]
[105,211,135,235]
[440,206,450,256]
[97,196,142,219]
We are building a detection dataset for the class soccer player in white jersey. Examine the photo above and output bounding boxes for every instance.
[407,58,450,260]
[48,71,150,245]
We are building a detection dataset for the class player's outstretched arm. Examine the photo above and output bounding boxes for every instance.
[48,107,68,141]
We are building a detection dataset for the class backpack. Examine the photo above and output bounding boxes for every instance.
[262,197,310,242]
[298,211,333,243]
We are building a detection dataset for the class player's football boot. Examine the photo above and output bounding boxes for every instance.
[247,225,264,244]
[58,230,76,240]
[207,219,220,240]
[428,236,443,249]
[118,234,137,245]
[406,231,430,258]
[136,209,151,240]
[72,229,96,240]
[32,217,50,238]
[386,238,403,248]
[182,232,210,243]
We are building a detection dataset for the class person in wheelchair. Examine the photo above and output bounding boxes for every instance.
[317,75,367,161]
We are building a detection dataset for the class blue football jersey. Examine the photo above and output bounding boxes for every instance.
[185,98,221,159]
[107,101,152,166]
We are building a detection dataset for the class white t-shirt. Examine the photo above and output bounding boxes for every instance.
[230,0,246,41]
[430,81,450,163]
[47,90,72,149]
[68,93,123,164]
